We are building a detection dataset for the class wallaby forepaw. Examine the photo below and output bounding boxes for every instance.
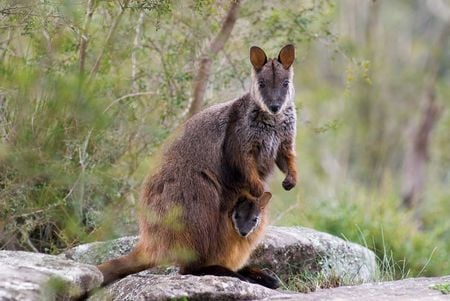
[282,175,296,191]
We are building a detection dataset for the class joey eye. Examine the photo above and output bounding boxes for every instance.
[282,80,289,88]
[258,81,265,88]
[252,218,258,223]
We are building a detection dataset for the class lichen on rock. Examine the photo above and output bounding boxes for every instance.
[0,250,103,301]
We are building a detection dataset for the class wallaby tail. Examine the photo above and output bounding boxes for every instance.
[96,247,154,286]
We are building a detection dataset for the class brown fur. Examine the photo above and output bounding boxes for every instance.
[97,45,297,286]
[97,188,269,285]
[214,191,271,270]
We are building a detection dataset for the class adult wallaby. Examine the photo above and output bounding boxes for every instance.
[97,45,297,288]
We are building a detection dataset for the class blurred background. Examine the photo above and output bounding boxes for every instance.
[0,0,449,280]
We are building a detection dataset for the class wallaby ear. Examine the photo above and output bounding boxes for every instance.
[277,44,295,69]
[259,192,272,209]
[250,46,267,71]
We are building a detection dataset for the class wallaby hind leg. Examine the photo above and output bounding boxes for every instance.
[97,247,153,286]
[238,266,280,289]
[182,265,249,282]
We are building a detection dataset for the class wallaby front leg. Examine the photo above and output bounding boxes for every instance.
[276,141,297,191]
[242,154,265,197]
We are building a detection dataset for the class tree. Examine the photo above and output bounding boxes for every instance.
[401,0,449,209]
[187,0,241,117]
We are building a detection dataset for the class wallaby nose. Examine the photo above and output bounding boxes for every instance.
[269,104,280,113]
[240,230,249,237]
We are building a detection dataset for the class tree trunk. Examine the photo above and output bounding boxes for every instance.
[187,0,241,118]
[401,85,442,208]
[401,21,449,208]
[132,12,145,92]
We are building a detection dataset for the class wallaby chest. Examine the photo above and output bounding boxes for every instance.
[246,105,296,175]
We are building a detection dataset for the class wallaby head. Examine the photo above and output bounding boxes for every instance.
[231,192,272,238]
[250,44,295,114]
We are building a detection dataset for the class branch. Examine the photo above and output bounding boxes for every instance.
[79,0,97,74]
[187,0,241,117]
[223,49,246,91]
[132,11,145,92]
[103,91,155,113]
[146,38,179,98]
[88,0,130,81]
[0,27,13,62]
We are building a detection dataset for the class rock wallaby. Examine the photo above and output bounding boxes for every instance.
[97,45,297,288]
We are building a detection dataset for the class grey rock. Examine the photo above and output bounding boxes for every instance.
[63,236,139,266]
[63,226,377,285]
[0,250,103,301]
[249,226,377,284]
[88,271,287,301]
[262,275,450,301]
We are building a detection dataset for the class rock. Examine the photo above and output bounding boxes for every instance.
[63,226,377,285]
[63,236,139,266]
[249,226,377,284]
[0,250,102,301]
[88,271,288,301]
[1,247,446,301]
[262,275,450,301]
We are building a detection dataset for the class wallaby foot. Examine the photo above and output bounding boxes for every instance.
[184,264,280,289]
[238,266,280,289]
[183,265,248,282]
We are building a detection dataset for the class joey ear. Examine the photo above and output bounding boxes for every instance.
[250,46,267,71]
[277,44,295,69]
[259,192,272,209]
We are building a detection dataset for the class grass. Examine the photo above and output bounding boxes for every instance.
[283,271,343,293]
[277,210,440,293]
[430,283,450,295]
[269,177,450,291]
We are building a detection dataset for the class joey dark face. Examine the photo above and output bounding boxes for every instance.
[250,45,295,114]
[231,192,272,238]
[232,199,261,237]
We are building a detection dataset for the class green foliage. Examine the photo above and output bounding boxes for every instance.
[1,0,449,285]
[0,0,189,251]
[270,182,450,279]
[42,277,73,300]
[430,283,450,295]
[284,270,342,293]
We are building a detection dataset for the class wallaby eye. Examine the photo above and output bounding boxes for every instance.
[258,80,265,88]
[282,80,289,88]
[252,218,258,223]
